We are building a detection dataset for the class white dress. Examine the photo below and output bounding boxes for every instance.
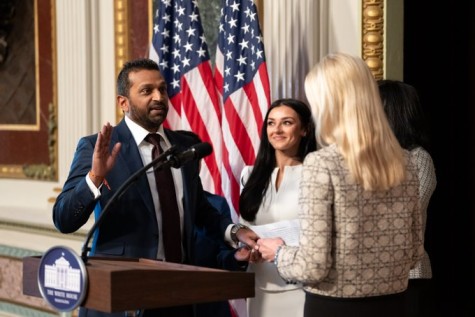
[240,165,305,317]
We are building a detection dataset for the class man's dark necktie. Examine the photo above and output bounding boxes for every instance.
[145,133,182,263]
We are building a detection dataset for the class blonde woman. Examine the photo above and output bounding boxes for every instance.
[257,53,424,317]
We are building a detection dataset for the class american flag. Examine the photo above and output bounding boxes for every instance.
[150,2,269,316]
[149,0,223,195]
[215,0,271,218]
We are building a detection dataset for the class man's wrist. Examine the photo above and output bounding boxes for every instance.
[89,170,104,182]
[88,170,111,190]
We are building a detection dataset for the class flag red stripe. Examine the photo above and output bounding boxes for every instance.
[197,63,222,119]
[214,69,224,96]
[181,69,222,194]
[221,137,241,216]
[194,63,223,194]
[243,82,264,141]
[166,94,183,130]
[258,63,271,105]
[223,98,256,165]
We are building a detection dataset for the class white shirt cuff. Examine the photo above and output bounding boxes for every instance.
[85,174,103,199]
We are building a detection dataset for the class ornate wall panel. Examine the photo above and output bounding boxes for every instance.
[0,0,57,181]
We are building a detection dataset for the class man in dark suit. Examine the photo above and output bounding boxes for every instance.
[52,58,258,317]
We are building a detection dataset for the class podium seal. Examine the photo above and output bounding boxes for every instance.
[37,246,88,312]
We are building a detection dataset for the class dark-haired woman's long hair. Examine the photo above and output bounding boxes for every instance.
[378,79,430,151]
[239,99,317,222]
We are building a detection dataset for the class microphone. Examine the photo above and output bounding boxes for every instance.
[80,142,213,263]
[166,142,212,168]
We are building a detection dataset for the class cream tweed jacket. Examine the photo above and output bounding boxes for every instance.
[276,144,424,298]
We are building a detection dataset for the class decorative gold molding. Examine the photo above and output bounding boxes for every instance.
[25,0,58,181]
[114,0,130,124]
[149,0,153,42]
[0,165,24,179]
[22,102,57,180]
[50,0,58,180]
[255,0,264,33]
[362,0,384,79]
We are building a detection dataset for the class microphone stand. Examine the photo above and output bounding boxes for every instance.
[81,145,178,264]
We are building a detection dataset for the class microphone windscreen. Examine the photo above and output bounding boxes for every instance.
[194,142,213,159]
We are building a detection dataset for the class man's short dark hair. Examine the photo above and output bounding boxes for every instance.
[117,58,160,97]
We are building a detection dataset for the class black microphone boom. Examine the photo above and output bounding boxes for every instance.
[80,142,213,263]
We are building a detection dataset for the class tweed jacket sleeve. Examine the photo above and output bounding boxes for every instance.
[276,150,333,283]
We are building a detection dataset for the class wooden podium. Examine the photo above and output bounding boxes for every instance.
[23,256,254,313]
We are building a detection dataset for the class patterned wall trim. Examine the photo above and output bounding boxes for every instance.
[0,220,86,241]
[362,0,384,79]
[114,0,129,124]
[0,301,59,317]
[0,244,41,258]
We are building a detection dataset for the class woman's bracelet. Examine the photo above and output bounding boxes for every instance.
[274,244,284,266]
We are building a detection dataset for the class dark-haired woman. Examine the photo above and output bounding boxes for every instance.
[378,79,437,317]
[239,98,317,317]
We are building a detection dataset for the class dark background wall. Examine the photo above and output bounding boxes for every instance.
[404,2,475,316]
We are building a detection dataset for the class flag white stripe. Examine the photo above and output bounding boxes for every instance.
[228,91,261,156]
[253,71,271,121]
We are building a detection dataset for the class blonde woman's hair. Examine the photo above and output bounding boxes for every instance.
[304,53,406,191]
